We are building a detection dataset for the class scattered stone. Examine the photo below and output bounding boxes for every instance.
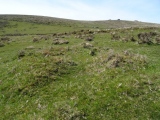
[53,38,59,41]
[85,37,93,41]
[82,42,93,49]
[75,35,85,39]
[53,40,69,45]
[40,36,49,40]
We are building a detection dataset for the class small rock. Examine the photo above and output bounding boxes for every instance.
[82,43,93,49]
[25,46,35,50]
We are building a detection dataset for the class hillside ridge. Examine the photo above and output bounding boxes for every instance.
[1,14,160,29]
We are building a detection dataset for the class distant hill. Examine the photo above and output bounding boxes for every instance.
[0,14,160,29]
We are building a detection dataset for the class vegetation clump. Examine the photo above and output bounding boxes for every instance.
[0,42,5,47]
[33,37,39,42]
[89,48,97,56]
[137,32,153,44]
[18,50,25,58]
[53,39,69,45]
[137,32,160,44]
[41,47,67,56]
[1,37,10,41]
[155,37,160,44]
[52,104,86,120]
[111,32,121,40]
[15,57,78,96]
[105,50,147,69]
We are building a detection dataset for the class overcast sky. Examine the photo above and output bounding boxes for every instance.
[0,0,160,23]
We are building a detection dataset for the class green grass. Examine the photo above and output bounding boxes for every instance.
[0,20,86,36]
[0,16,160,120]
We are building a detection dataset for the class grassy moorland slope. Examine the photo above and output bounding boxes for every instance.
[0,15,160,35]
[0,15,160,119]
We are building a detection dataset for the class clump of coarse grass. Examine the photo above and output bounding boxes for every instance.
[41,47,68,56]
[33,37,39,42]
[18,50,25,58]
[137,32,153,45]
[130,36,137,42]
[89,48,97,56]
[137,31,160,45]
[104,49,148,69]
[111,32,121,40]
[155,37,160,44]
[16,56,78,96]
[42,49,51,57]
[86,49,148,75]
[1,37,10,41]
[0,42,5,47]
[50,103,86,120]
